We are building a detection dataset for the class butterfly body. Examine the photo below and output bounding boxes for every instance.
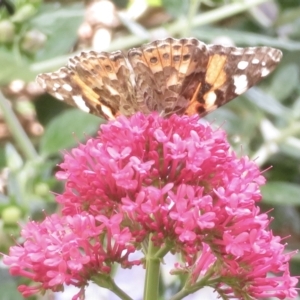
[36,37,282,120]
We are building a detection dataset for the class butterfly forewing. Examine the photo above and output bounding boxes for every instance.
[198,45,281,114]
[36,37,282,120]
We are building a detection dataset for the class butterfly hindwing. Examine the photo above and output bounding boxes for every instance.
[128,38,211,116]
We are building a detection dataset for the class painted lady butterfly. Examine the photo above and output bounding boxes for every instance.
[36,37,282,120]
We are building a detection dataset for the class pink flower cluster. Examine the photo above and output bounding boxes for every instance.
[4,113,298,299]
[4,213,137,298]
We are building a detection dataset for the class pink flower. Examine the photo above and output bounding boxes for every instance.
[4,113,298,299]
[3,213,138,298]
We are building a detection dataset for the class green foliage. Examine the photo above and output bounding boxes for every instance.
[31,2,84,60]
[161,0,189,17]
[0,268,23,300]
[0,1,83,83]
[262,182,300,205]
[40,109,104,156]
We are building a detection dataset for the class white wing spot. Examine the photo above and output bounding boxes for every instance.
[269,50,282,62]
[50,74,58,80]
[101,105,115,120]
[233,74,248,95]
[204,91,217,109]
[252,58,259,64]
[231,49,243,55]
[237,61,249,70]
[261,67,270,77]
[106,84,119,95]
[262,61,266,66]
[72,95,90,113]
[54,92,64,101]
[62,83,73,92]
[58,72,67,78]
[245,49,255,55]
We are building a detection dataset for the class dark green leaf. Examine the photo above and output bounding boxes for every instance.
[112,0,130,9]
[192,27,300,50]
[246,87,289,117]
[40,109,104,156]
[0,47,34,84]
[31,2,84,60]
[269,64,299,102]
[279,142,300,160]
[0,268,23,300]
[277,6,300,26]
[261,181,300,205]
[5,143,23,171]
[162,0,189,18]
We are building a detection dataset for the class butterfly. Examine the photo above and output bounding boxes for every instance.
[36,37,282,121]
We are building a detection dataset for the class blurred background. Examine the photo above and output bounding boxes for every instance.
[0,0,300,299]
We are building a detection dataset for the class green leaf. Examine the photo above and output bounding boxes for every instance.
[0,47,34,84]
[279,140,300,160]
[40,109,104,157]
[0,269,23,300]
[192,27,300,50]
[5,143,23,171]
[291,97,300,120]
[269,64,299,102]
[31,2,84,61]
[11,3,37,23]
[206,96,261,135]
[261,181,300,206]
[6,170,24,205]
[0,145,6,168]
[245,87,289,117]
[277,6,300,26]
[112,0,130,9]
[147,0,162,6]
[162,0,189,17]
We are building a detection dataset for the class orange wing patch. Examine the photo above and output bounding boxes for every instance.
[205,54,228,87]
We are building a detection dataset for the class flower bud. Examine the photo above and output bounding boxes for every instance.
[21,29,46,54]
[2,206,22,225]
[34,182,49,197]
[0,20,15,43]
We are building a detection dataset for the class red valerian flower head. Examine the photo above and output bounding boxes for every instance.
[3,213,138,298]
[4,113,298,299]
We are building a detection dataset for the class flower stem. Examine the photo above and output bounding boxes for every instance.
[92,274,133,300]
[169,287,190,300]
[0,91,38,160]
[155,243,173,258]
[169,264,217,300]
[183,0,202,37]
[108,279,133,300]
[144,234,161,300]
